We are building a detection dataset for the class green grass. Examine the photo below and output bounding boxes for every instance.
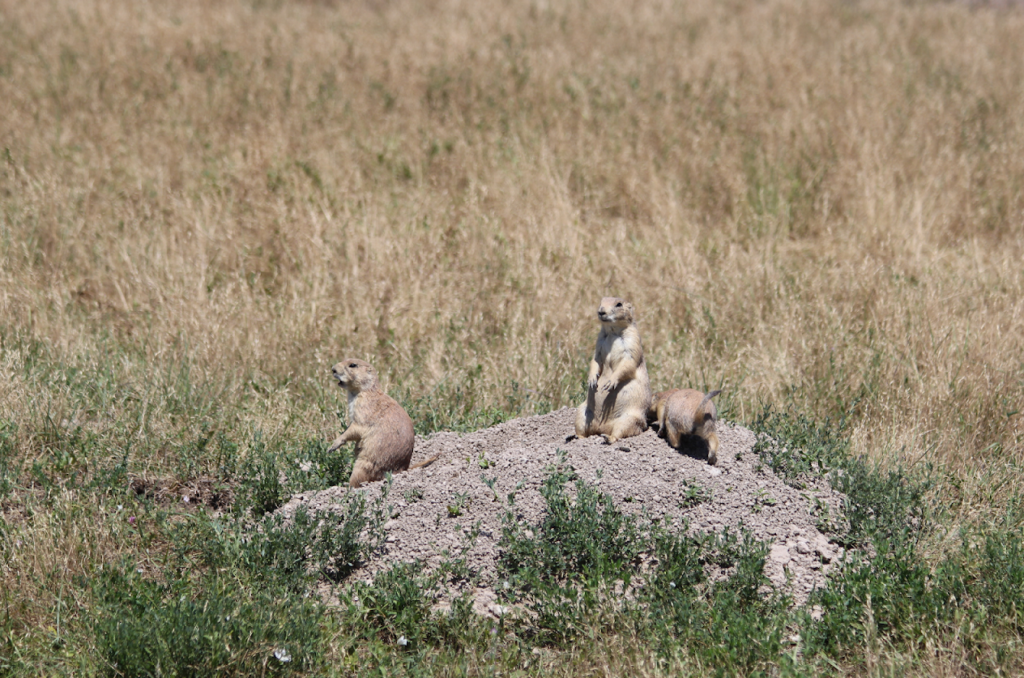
[3,331,1024,675]
[91,565,323,677]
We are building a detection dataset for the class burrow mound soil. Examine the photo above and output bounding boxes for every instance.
[281,408,848,614]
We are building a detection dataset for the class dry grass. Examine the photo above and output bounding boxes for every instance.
[2,0,1021,450]
[1,0,1024,671]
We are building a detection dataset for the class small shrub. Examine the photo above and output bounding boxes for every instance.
[340,557,485,658]
[831,454,930,547]
[643,528,791,674]
[446,491,470,518]
[345,561,437,645]
[499,463,646,591]
[174,424,239,482]
[804,539,933,658]
[172,484,388,591]
[498,463,649,644]
[752,404,851,481]
[92,564,322,676]
[751,404,930,547]
[285,437,353,493]
[306,489,389,583]
[975,526,1024,627]
[235,432,283,517]
[677,481,712,508]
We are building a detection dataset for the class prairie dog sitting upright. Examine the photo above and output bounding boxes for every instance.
[574,297,653,444]
[328,358,433,488]
[648,388,722,465]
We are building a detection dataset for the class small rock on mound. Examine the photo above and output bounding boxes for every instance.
[281,408,847,608]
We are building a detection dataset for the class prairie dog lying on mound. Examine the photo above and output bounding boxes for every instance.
[574,297,653,444]
[649,388,721,465]
[328,359,435,488]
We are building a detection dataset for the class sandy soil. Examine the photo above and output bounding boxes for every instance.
[281,408,847,613]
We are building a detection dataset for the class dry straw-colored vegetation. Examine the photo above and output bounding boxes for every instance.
[1,0,1023,672]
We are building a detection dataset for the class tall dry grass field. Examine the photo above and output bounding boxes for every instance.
[1,0,1024,672]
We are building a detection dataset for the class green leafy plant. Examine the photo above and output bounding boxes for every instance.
[498,464,648,643]
[480,475,499,502]
[235,432,284,517]
[447,491,470,517]
[752,487,777,512]
[678,481,713,508]
[286,436,354,493]
[91,564,323,676]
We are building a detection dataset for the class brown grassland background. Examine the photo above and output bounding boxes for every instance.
[1,0,1024,672]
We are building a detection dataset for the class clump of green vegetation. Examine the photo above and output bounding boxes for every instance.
[234,432,285,517]
[284,437,356,495]
[752,405,1024,675]
[500,462,647,591]
[752,405,853,482]
[754,403,930,547]
[89,466,390,676]
[91,564,323,676]
[496,460,791,673]
[498,462,648,644]
[230,431,358,518]
[0,421,17,499]
[677,481,713,508]
[341,559,484,652]
[446,491,470,517]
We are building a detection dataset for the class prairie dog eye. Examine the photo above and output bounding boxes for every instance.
[615,301,623,308]
[349,363,358,368]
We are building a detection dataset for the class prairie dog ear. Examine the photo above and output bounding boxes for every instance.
[626,301,636,318]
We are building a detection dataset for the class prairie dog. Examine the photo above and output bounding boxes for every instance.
[328,359,434,488]
[574,297,652,444]
[649,388,721,465]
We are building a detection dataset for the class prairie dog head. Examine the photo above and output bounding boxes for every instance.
[596,297,636,328]
[649,388,678,420]
[651,389,677,404]
[651,388,677,406]
[331,358,381,394]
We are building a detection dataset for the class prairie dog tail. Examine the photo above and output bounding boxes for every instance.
[409,455,439,470]
[698,390,722,417]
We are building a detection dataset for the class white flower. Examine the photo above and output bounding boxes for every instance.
[669,581,676,588]
[274,648,292,662]
[182,495,190,503]
[397,636,408,646]
[117,504,123,511]
[137,567,144,574]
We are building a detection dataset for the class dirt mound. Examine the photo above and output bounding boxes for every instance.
[281,408,847,610]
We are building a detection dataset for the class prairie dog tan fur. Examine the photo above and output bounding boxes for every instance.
[574,297,652,444]
[328,359,434,488]
[648,388,721,465]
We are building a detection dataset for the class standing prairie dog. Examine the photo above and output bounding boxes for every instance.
[649,388,722,465]
[574,297,653,444]
[328,359,434,488]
